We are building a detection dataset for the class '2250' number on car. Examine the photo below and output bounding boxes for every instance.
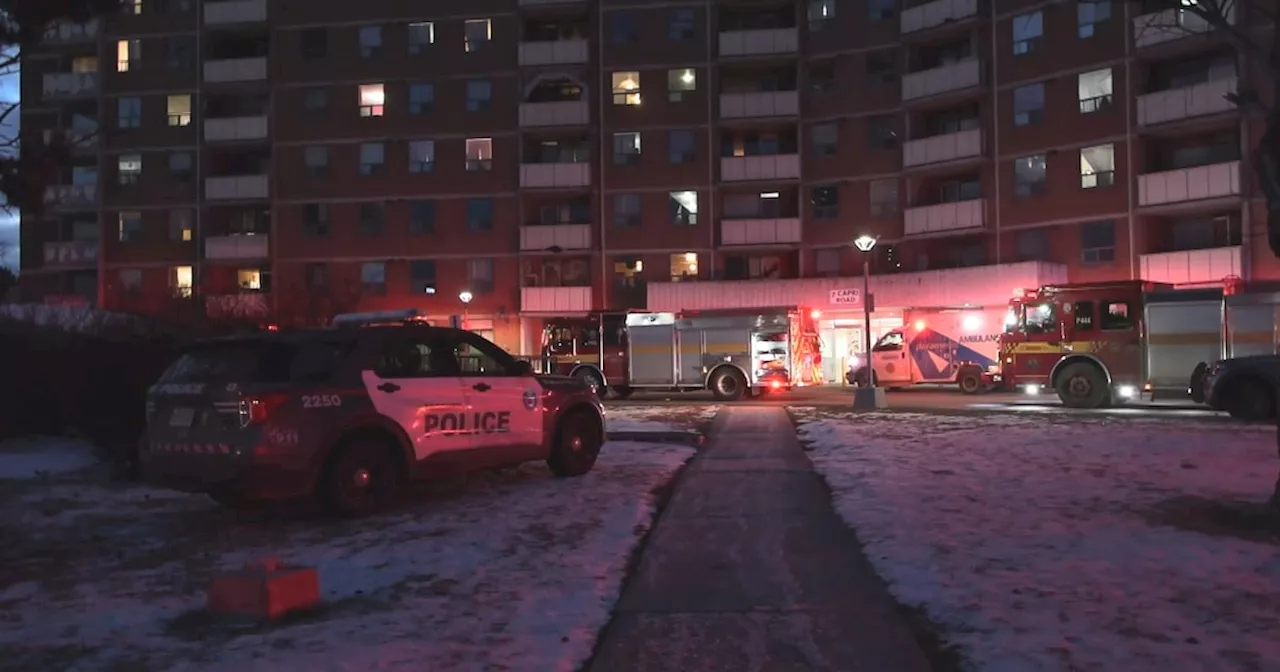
[301,394,342,408]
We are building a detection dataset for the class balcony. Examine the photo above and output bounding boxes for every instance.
[42,72,98,100]
[1137,77,1237,126]
[205,175,269,200]
[43,19,98,43]
[1134,5,1234,49]
[901,0,978,34]
[520,224,592,251]
[904,198,985,236]
[1138,161,1240,207]
[1141,246,1243,285]
[43,241,98,267]
[520,163,591,188]
[902,59,981,101]
[718,28,798,57]
[43,184,97,208]
[204,116,269,142]
[647,260,1068,312]
[204,57,267,83]
[206,293,269,320]
[205,234,269,260]
[519,101,589,127]
[521,286,593,314]
[903,128,982,167]
[719,91,799,119]
[721,155,801,181]
[518,39,588,66]
[203,0,266,25]
[720,218,802,246]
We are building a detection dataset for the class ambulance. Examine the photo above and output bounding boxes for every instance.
[847,307,1005,393]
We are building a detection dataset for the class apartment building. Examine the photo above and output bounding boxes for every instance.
[20,0,1271,356]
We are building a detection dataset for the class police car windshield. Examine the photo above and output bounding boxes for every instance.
[160,339,350,384]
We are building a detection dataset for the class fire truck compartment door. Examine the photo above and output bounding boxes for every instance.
[628,323,678,384]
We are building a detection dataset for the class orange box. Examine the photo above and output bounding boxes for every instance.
[207,557,320,620]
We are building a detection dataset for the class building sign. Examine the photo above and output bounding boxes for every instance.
[828,289,862,306]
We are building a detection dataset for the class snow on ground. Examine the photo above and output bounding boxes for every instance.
[0,437,101,479]
[0,439,694,671]
[791,408,1280,671]
[604,405,719,433]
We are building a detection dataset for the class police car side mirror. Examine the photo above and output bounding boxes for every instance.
[513,360,534,376]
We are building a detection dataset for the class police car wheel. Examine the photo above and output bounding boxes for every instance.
[321,440,401,516]
[547,410,603,477]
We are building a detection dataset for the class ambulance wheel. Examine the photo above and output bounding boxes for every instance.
[574,368,606,398]
[709,367,748,401]
[319,437,401,517]
[548,409,603,477]
[1055,362,1110,409]
[958,370,982,395]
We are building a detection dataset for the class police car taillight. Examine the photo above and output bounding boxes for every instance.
[238,394,288,428]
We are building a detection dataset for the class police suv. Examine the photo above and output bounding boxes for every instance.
[140,310,606,516]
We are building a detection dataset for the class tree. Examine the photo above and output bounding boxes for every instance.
[0,1,122,215]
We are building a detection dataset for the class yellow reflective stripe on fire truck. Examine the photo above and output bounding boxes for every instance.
[1006,341,1101,354]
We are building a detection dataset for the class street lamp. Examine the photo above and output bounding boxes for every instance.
[852,235,884,409]
[458,290,473,330]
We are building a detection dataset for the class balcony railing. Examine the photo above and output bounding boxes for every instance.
[204,116,269,142]
[1134,5,1234,48]
[205,175,269,200]
[520,224,592,251]
[203,57,268,83]
[205,234,269,260]
[720,154,801,181]
[903,198,985,236]
[1140,246,1243,285]
[203,0,267,25]
[902,58,981,101]
[43,19,98,43]
[43,241,98,267]
[719,91,799,118]
[1137,76,1237,126]
[43,184,97,208]
[42,72,98,100]
[1138,161,1240,207]
[902,128,982,167]
[901,0,978,34]
[518,39,588,66]
[519,101,589,127]
[520,163,591,188]
[521,286,593,313]
[720,218,802,245]
[718,28,798,57]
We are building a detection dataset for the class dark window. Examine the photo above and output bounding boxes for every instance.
[409,260,436,294]
[669,129,696,164]
[614,194,641,227]
[301,29,327,59]
[159,340,352,384]
[811,185,838,219]
[1080,220,1116,263]
[302,203,329,236]
[452,331,518,376]
[359,202,385,236]
[1015,228,1050,261]
[302,88,328,115]
[410,200,435,235]
[1101,301,1133,330]
[376,336,457,378]
[868,0,895,21]
[305,262,328,288]
[611,11,638,43]
[867,115,898,149]
[467,198,494,231]
[669,8,695,40]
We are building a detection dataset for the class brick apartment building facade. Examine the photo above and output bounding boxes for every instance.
[20,0,1274,357]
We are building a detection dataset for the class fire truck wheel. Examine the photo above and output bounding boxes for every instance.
[1055,362,1109,409]
[958,370,982,394]
[709,367,748,401]
[574,368,606,398]
[611,386,634,399]
[1225,378,1274,421]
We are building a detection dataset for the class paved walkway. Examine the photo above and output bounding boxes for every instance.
[590,407,933,671]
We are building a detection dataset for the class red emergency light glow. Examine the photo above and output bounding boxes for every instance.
[914,320,926,331]
[770,380,782,389]
[810,309,821,319]
[239,394,289,427]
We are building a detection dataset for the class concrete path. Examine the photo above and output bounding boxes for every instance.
[589,407,934,671]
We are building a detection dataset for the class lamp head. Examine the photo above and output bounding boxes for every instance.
[853,235,878,253]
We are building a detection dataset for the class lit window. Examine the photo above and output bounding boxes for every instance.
[167,94,191,126]
[125,0,143,15]
[613,71,641,106]
[464,19,491,52]
[667,69,695,102]
[171,266,193,298]
[1079,144,1115,189]
[1077,68,1113,114]
[466,137,493,171]
[117,154,142,185]
[116,39,140,72]
[408,22,434,54]
[169,210,193,241]
[359,83,385,117]
[237,269,262,291]
[669,191,697,225]
[72,56,98,73]
[669,252,698,281]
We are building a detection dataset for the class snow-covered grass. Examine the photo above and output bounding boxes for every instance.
[0,304,146,333]
[0,438,101,480]
[603,405,719,433]
[0,439,694,671]
[790,408,1280,671]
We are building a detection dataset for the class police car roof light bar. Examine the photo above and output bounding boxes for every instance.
[332,309,426,327]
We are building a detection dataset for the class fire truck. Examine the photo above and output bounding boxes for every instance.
[996,279,1280,409]
[540,307,824,401]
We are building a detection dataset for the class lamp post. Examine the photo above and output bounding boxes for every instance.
[852,235,883,409]
[458,290,473,331]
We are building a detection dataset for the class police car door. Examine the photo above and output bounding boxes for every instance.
[452,331,544,457]
[363,333,469,461]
